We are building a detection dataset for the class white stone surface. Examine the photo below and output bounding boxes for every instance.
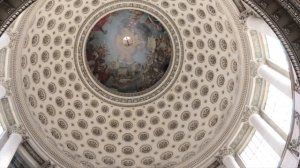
[280,150,298,168]
[258,65,291,97]
[295,91,300,113]
[249,113,285,156]
[0,84,6,99]
[222,155,240,168]
[0,133,22,168]
[0,33,10,49]
[246,15,277,38]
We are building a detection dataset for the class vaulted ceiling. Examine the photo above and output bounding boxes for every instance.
[5,0,251,167]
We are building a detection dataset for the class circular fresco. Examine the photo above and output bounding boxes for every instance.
[85,10,172,94]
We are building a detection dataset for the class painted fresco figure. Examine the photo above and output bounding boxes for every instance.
[86,10,172,93]
[92,14,111,34]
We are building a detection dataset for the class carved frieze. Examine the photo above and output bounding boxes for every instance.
[8,124,29,141]
[241,105,259,122]
[0,0,37,36]
[6,28,19,48]
[0,78,12,96]
[215,147,235,163]
[0,48,6,77]
[242,0,300,82]
[249,59,263,78]
[239,9,255,30]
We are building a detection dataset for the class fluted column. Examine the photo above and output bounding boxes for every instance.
[0,133,23,168]
[217,148,240,168]
[249,113,285,156]
[257,64,291,97]
[0,84,6,99]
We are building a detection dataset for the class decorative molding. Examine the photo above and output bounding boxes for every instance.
[0,0,299,167]
[74,0,184,107]
[0,48,6,77]
[8,1,80,167]
[8,124,29,141]
[0,78,12,96]
[0,97,16,126]
[288,137,300,157]
[288,0,300,12]
[295,82,300,94]
[10,152,32,168]
[218,147,235,156]
[6,28,20,49]
[230,123,251,149]
[239,9,255,30]
[241,105,259,122]
[173,0,252,167]
[289,112,300,157]
[242,0,300,83]
[41,160,56,168]
[249,59,262,77]
[233,0,247,12]
[215,147,235,163]
[276,0,300,27]
[207,160,222,168]
[249,30,265,59]
[0,0,37,36]
[250,61,259,78]
[22,141,46,165]
[7,0,252,168]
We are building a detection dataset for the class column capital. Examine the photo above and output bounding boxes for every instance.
[0,78,12,97]
[41,160,56,168]
[239,10,255,31]
[288,112,300,157]
[0,125,24,168]
[288,136,300,157]
[250,59,264,78]
[295,82,300,94]
[239,10,255,21]
[6,28,19,49]
[216,147,235,162]
[8,125,29,141]
[241,105,259,122]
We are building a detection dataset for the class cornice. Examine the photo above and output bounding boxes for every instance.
[242,0,300,82]
[276,0,300,27]
[0,0,37,36]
